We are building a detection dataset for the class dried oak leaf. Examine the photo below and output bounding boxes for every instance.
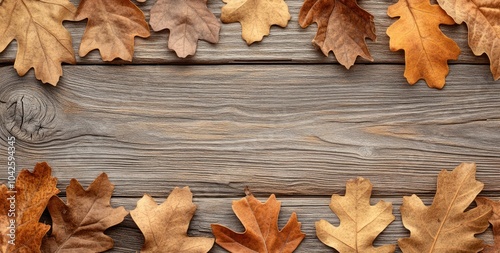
[42,173,128,253]
[299,0,376,69]
[398,163,492,252]
[150,0,220,58]
[437,0,500,80]
[316,177,395,253]
[130,186,214,253]
[0,162,59,253]
[211,189,305,253]
[387,0,460,89]
[0,0,76,85]
[75,0,150,61]
[476,197,500,253]
[221,0,290,45]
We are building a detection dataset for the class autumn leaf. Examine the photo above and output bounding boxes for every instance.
[0,0,76,85]
[42,173,128,253]
[75,0,150,61]
[436,0,500,80]
[130,186,214,253]
[0,162,59,253]
[398,163,492,252]
[387,0,460,89]
[150,0,220,58]
[221,0,290,45]
[316,177,395,253]
[299,0,376,69]
[476,197,500,252]
[211,188,305,253]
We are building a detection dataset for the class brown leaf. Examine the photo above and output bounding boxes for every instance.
[42,173,128,253]
[150,0,220,58]
[75,0,150,61]
[316,177,395,253]
[299,0,376,69]
[476,197,500,252]
[0,162,59,253]
[211,189,305,253]
[221,0,290,45]
[437,0,500,80]
[398,163,492,252]
[0,0,76,85]
[130,186,214,253]
[387,0,460,89]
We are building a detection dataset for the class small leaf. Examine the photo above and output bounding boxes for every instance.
[476,197,500,252]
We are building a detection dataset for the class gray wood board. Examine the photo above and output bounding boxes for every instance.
[0,0,491,64]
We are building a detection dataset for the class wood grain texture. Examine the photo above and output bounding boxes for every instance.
[0,0,490,65]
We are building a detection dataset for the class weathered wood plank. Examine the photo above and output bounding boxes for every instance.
[1,64,499,198]
[0,0,490,65]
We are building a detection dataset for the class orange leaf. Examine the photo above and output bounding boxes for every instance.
[221,0,290,44]
[75,0,150,61]
[387,0,460,89]
[150,0,220,58]
[42,173,128,252]
[436,0,500,80]
[299,0,376,69]
[130,186,214,253]
[0,0,76,85]
[398,163,492,252]
[476,197,500,252]
[0,162,59,253]
[211,189,305,253]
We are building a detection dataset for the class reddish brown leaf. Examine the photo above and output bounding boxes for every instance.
[476,197,500,252]
[211,189,305,253]
[299,0,376,69]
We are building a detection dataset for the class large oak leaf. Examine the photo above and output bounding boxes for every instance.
[0,0,76,85]
[387,0,460,89]
[211,189,305,253]
[42,173,128,252]
[150,0,220,58]
[221,0,290,44]
[437,0,500,80]
[316,177,395,253]
[75,0,150,61]
[0,162,59,253]
[130,186,214,253]
[398,163,492,252]
[299,0,376,69]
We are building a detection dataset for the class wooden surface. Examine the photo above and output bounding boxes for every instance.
[0,0,499,252]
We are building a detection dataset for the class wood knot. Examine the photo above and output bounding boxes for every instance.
[3,92,56,142]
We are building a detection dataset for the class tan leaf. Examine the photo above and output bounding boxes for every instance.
[299,0,376,69]
[221,0,290,45]
[316,177,395,253]
[398,163,492,252]
[42,173,128,253]
[211,188,305,253]
[476,197,500,252]
[0,162,59,253]
[0,0,76,85]
[387,0,460,89]
[75,0,150,61]
[130,186,214,253]
[150,0,220,58]
[437,0,500,80]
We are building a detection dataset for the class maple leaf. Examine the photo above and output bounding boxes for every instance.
[316,177,395,253]
[0,162,59,253]
[387,0,460,89]
[0,0,76,85]
[436,0,500,80]
[211,188,305,253]
[75,0,150,61]
[130,186,214,253]
[299,0,376,69]
[476,197,500,252]
[220,0,291,45]
[398,163,492,252]
[42,173,128,253]
[150,0,220,58]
